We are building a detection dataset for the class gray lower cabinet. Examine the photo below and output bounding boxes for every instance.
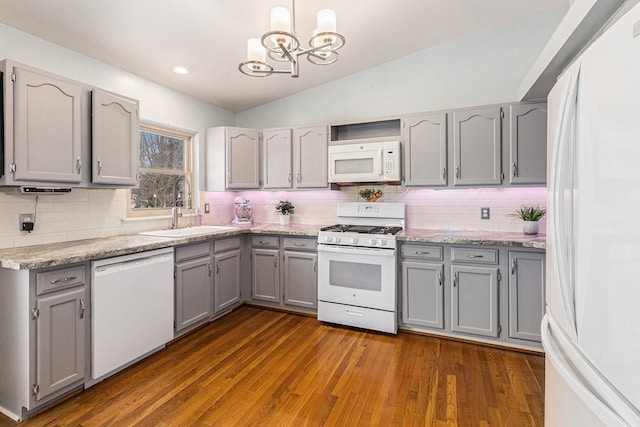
[251,248,281,303]
[283,250,317,309]
[174,242,212,334]
[451,264,500,337]
[508,251,545,342]
[402,261,445,329]
[213,238,242,314]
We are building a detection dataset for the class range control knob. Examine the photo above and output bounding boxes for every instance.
[351,237,358,244]
[326,236,333,243]
[335,237,341,243]
[370,239,378,246]
[380,239,387,246]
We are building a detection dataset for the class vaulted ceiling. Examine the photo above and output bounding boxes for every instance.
[0,0,567,112]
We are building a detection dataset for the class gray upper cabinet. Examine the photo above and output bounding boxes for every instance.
[35,287,86,401]
[402,113,448,187]
[11,66,83,184]
[451,265,500,338]
[507,103,547,185]
[452,106,502,186]
[293,126,328,188]
[91,89,139,186]
[205,127,260,190]
[262,128,293,189]
[508,251,545,342]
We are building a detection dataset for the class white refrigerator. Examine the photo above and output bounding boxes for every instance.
[544,2,640,426]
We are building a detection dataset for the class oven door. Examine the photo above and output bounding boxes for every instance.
[317,243,396,311]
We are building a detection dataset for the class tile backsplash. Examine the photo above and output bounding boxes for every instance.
[0,186,546,249]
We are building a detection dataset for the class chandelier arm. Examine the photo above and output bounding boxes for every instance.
[278,42,297,64]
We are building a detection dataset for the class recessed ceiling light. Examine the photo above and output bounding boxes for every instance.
[172,65,191,75]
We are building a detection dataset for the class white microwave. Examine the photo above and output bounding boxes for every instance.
[328,141,401,184]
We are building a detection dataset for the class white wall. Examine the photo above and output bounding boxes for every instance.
[236,4,567,128]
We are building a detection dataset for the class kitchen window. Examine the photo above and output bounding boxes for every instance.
[127,123,193,218]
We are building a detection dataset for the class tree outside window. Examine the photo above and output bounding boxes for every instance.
[128,124,193,217]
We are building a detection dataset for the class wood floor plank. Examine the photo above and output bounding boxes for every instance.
[0,306,545,427]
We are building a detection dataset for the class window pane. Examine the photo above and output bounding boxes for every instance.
[139,130,185,170]
[131,173,191,210]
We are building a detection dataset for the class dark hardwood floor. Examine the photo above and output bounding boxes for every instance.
[0,306,545,426]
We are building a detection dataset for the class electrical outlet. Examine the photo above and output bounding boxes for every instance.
[481,207,490,220]
[204,203,210,214]
[19,213,35,232]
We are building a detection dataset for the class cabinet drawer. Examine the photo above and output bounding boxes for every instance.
[401,245,443,260]
[175,242,211,262]
[283,237,317,251]
[451,247,498,264]
[36,265,85,295]
[214,236,241,253]
[251,235,279,248]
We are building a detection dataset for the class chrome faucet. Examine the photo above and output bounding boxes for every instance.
[171,177,192,229]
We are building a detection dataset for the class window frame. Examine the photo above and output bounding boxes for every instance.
[127,122,194,218]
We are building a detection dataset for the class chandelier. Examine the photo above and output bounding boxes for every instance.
[238,0,345,78]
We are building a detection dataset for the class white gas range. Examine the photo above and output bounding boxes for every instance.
[317,202,405,334]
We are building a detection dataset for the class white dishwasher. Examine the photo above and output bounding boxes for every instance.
[91,248,174,381]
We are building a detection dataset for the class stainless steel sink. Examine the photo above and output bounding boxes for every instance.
[139,225,235,238]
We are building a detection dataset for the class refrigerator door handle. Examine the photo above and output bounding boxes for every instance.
[551,65,581,339]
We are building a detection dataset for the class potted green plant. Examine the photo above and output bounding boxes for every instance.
[275,200,295,225]
[511,205,546,235]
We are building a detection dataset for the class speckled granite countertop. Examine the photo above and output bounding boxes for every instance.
[0,224,545,270]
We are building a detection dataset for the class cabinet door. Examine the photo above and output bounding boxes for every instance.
[452,107,502,186]
[284,251,317,309]
[293,126,328,188]
[175,257,212,332]
[508,251,545,342]
[262,128,293,189]
[91,89,139,186]
[508,103,547,185]
[227,128,260,189]
[402,261,444,329]
[13,67,83,183]
[403,114,448,187]
[251,248,280,302]
[35,288,86,401]
[214,249,241,313]
[451,265,499,337]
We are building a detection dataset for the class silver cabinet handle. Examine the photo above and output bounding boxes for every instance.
[79,298,85,319]
[50,276,77,284]
[453,272,458,287]
[511,259,517,274]
[455,165,460,179]
[442,167,447,180]
[415,251,430,255]
[97,158,103,176]
[512,162,517,177]
[76,157,82,174]
[216,261,220,275]
[294,243,306,247]
[209,263,212,276]
[465,254,484,259]
[438,270,443,286]
[313,260,317,273]
[259,240,270,244]
[288,173,292,183]
[227,172,231,185]
[296,173,301,183]
[274,258,278,268]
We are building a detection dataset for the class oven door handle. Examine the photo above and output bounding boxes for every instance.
[317,244,396,257]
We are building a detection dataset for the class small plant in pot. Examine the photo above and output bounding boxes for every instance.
[275,200,295,225]
[511,205,546,235]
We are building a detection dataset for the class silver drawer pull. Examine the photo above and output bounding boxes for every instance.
[294,243,307,247]
[415,251,430,255]
[259,240,270,244]
[50,276,77,284]
[465,254,484,259]
[80,298,85,319]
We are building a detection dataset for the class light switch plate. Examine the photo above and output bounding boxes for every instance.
[204,203,210,214]
[481,207,490,220]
